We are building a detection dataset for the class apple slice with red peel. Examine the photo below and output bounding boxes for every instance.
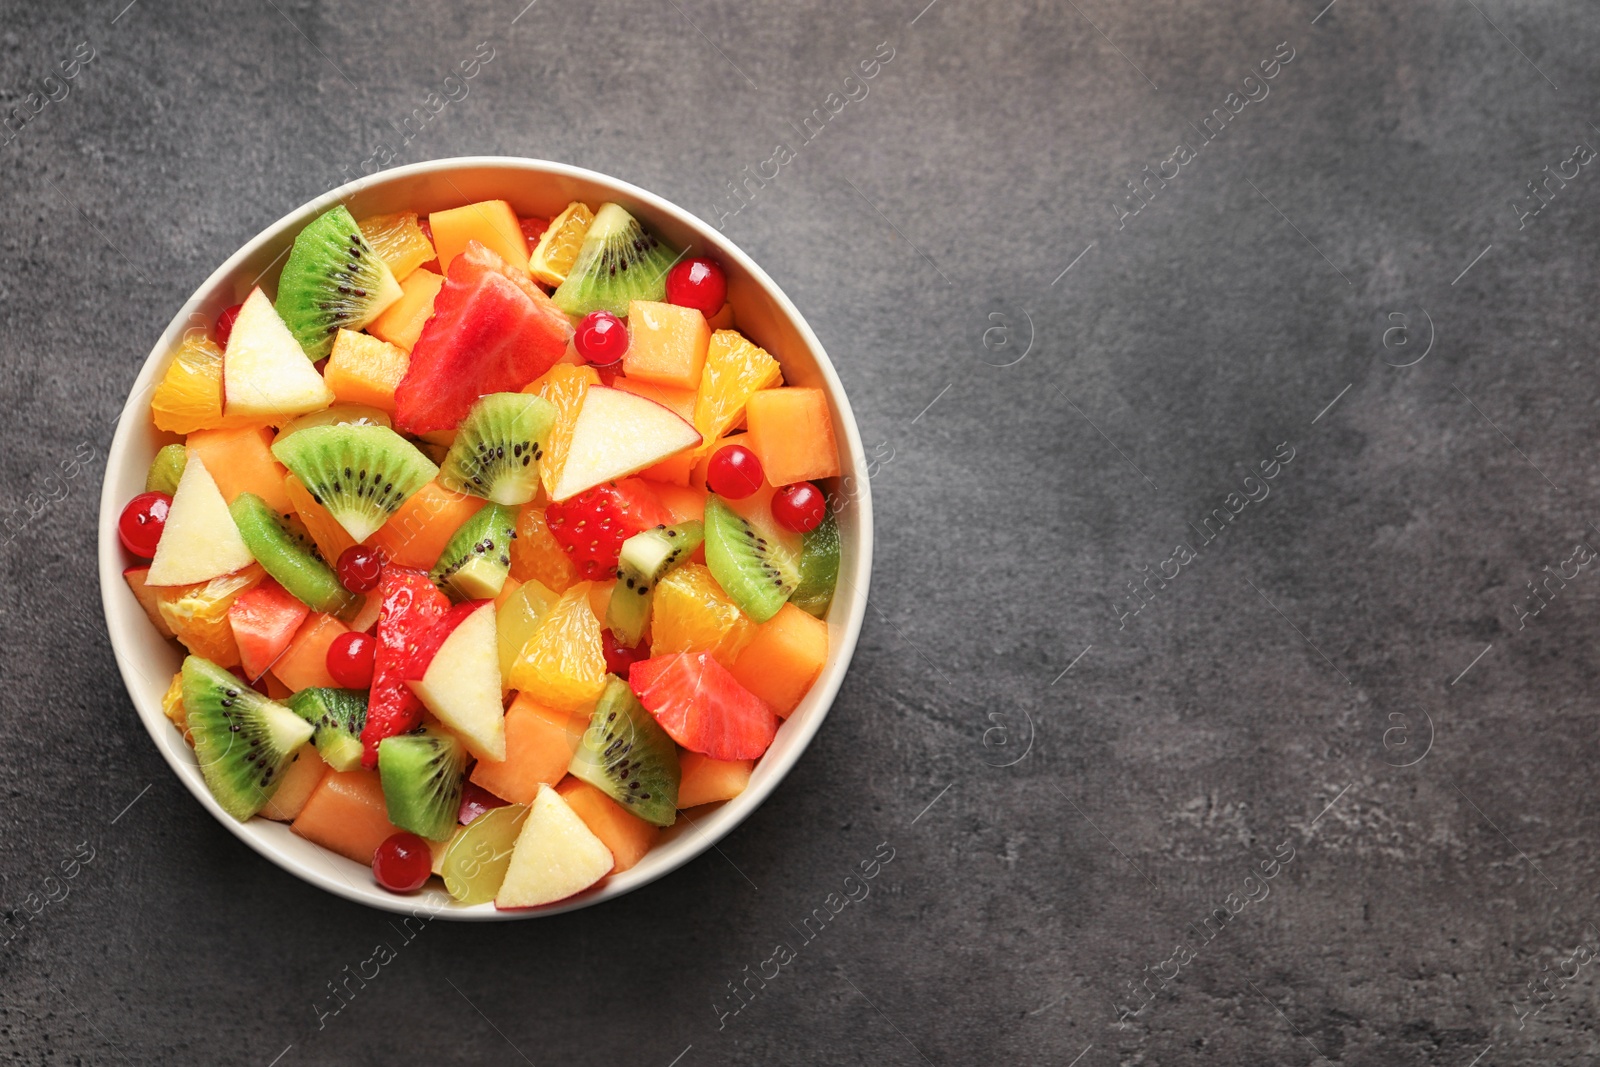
[123,566,176,637]
[145,454,255,586]
[494,783,614,909]
[222,288,336,420]
[404,600,507,762]
[549,386,702,501]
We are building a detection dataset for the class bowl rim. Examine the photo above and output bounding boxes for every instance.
[96,155,873,919]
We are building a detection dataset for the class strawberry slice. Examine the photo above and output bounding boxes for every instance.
[361,566,450,767]
[546,478,674,582]
[393,241,573,434]
[628,651,778,760]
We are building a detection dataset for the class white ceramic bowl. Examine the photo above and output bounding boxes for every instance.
[97,157,872,918]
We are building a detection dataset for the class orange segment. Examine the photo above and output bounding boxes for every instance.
[156,565,267,668]
[186,425,291,514]
[649,563,753,665]
[162,671,188,735]
[324,329,410,412]
[524,363,600,497]
[470,695,587,803]
[272,612,349,691]
[528,202,595,286]
[745,387,841,485]
[261,748,329,822]
[150,333,250,434]
[677,751,754,808]
[728,602,827,716]
[429,201,530,274]
[367,268,443,352]
[284,473,357,566]
[367,481,485,570]
[510,505,579,593]
[692,330,782,457]
[292,769,401,864]
[508,583,606,712]
[357,211,436,281]
[624,300,710,389]
[555,778,659,873]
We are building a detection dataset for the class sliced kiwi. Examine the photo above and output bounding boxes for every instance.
[271,424,438,543]
[430,504,516,600]
[377,726,467,840]
[228,492,353,615]
[704,495,798,624]
[790,508,839,618]
[438,393,557,505]
[568,676,680,826]
[285,687,367,772]
[551,203,680,318]
[608,521,704,646]
[146,444,187,495]
[275,205,403,361]
[181,655,313,821]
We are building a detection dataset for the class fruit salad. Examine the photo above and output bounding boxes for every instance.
[119,195,844,908]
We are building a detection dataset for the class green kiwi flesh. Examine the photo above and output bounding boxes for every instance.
[439,393,556,505]
[551,203,680,318]
[430,504,516,600]
[228,491,353,615]
[377,726,467,840]
[146,444,187,495]
[181,655,314,821]
[275,205,403,361]
[271,424,438,543]
[285,688,367,772]
[703,495,797,624]
[607,520,704,646]
[790,508,839,618]
[567,676,680,826]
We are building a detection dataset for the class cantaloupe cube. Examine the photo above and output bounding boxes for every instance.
[261,747,329,821]
[745,388,841,486]
[728,602,827,716]
[186,426,291,514]
[260,672,293,701]
[649,482,709,525]
[324,329,410,413]
[555,778,658,873]
[291,769,400,864]
[624,301,710,390]
[677,752,754,808]
[429,201,529,274]
[284,474,357,567]
[367,481,485,569]
[367,268,443,352]
[272,613,349,692]
[470,696,586,803]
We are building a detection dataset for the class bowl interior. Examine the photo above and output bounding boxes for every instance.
[98,158,872,918]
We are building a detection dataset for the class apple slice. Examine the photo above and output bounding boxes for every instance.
[494,783,614,909]
[549,386,702,501]
[146,454,256,586]
[223,288,336,420]
[404,601,507,761]
[123,566,176,636]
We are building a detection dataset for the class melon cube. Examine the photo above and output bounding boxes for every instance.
[185,426,292,515]
[272,613,350,692]
[624,300,711,390]
[429,201,530,274]
[261,748,329,822]
[728,602,828,716]
[469,695,587,804]
[745,388,841,486]
[291,769,401,864]
[676,751,754,808]
[324,329,409,413]
[367,268,443,352]
[367,481,486,570]
[555,778,659,873]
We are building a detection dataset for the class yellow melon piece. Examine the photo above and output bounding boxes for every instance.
[292,769,401,864]
[745,387,842,486]
[430,201,529,274]
[728,602,828,716]
[261,748,329,822]
[186,425,292,515]
[470,695,587,803]
[677,752,754,808]
[624,300,710,390]
[555,778,659,873]
[367,268,443,352]
[367,480,485,570]
[324,329,410,412]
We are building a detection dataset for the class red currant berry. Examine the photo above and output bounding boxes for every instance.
[706,444,764,500]
[665,257,727,316]
[215,303,243,348]
[326,631,376,689]
[574,310,629,365]
[772,482,827,533]
[118,491,171,558]
[372,832,432,893]
[336,545,384,593]
[602,630,647,678]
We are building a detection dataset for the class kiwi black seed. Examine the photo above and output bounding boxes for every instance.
[567,677,680,826]
[271,424,439,543]
[181,655,314,821]
[275,205,403,361]
[430,504,517,601]
[438,392,557,506]
[377,726,467,841]
[703,495,798,623]
[285,688,367,772]
[607,520,705,646]
[551,203,681,318]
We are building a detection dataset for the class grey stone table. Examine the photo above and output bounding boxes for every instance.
[2,0,1597,1063]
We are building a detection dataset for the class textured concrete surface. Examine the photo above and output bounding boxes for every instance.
[3,0,1599,1063]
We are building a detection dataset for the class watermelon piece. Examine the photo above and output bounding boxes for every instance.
[362,566,450,767]
[393,241,573,434]
[227,578,311,681]
[628,651,779,760]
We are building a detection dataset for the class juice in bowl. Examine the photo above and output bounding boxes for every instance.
[97,159,871,917]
